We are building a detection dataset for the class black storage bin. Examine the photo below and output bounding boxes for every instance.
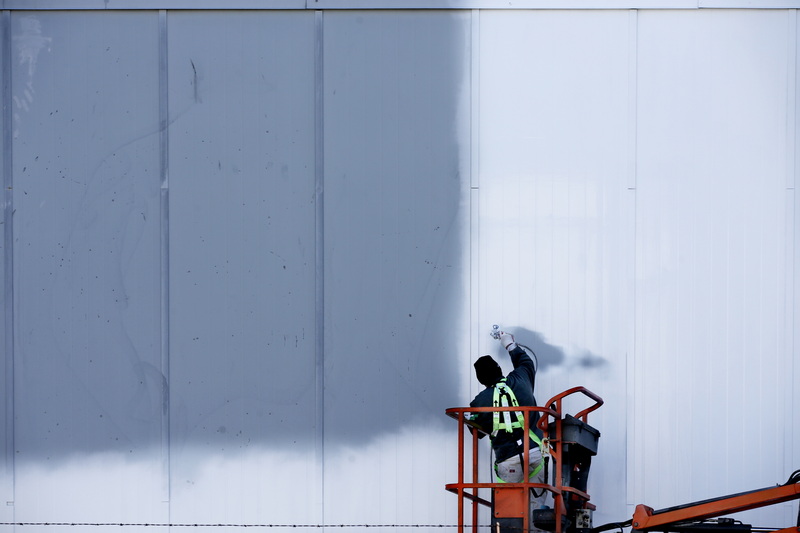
[548,414,600,455]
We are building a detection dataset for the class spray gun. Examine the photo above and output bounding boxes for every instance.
[490,325,501,340]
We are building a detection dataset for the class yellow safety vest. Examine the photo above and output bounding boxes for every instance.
[492,378,543,480]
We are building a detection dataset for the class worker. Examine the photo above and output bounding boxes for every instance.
[469,331,548,522]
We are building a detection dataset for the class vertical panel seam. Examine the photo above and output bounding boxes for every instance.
[158,8,171,509]
[470,9,479,192]
[314,9,325,530]
[627,9,638,192]
[469,9,480,400]
[795,8,799,480]
[625,7,638,511]
[2,8,14,511]
[789,7,798,482]
[788,9,797,192]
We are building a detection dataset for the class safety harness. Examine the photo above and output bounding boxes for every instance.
[492,378,544,481]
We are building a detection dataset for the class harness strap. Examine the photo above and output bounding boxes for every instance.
[490,379,545,483]
[491,379,543,447]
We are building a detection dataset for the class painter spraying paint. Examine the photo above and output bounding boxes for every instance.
[465,326,551,531]
[447,328,800,533]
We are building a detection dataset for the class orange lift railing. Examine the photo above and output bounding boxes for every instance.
[446,387,604,533]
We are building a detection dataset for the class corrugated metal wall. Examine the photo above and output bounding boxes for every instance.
[1,4,798,531]
[476,8,799,524]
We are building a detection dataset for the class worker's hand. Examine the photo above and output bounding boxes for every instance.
[499,332,517,351]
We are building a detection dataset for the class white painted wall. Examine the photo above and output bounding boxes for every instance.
[476,9,634,524]
[476,8,799,525]
[633,9,797,523]
[1,5,798,532]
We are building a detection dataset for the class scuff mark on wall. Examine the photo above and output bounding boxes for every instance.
[12,16,51,138]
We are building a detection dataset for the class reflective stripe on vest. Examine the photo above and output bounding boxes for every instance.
[491,379,543,445]
[491,379,544,479]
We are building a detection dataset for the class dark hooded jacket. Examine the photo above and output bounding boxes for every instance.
[469,345,543,463]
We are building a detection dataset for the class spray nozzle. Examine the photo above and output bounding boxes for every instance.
[490,325,501,340]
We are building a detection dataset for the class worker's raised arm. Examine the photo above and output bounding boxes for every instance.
[499,331,535,381]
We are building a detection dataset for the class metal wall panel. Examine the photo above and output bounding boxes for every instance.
[633,8,796,524]
[166,10,320,529]
[0,6,797,532]
[475,6,799,527]
[794,8,800,511]
[1,10,11,528]
[476,9,634,524]
[9,10,166,527]
[322,10,471,527]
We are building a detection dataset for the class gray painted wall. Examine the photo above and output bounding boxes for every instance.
[1,5,798,532]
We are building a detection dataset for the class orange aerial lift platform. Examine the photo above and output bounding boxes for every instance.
[446,387,800,533]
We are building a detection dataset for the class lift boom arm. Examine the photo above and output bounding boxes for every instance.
[631,480,800,531]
